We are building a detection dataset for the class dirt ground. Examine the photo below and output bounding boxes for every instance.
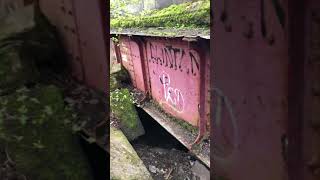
[133,142,196,180]
[128,109,209,180]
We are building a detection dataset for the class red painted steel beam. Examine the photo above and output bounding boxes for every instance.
[191,40,209,147]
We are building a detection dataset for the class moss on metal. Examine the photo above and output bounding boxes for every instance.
[0,85,93,180]
[111,0,210,29]
[148,100,198,134]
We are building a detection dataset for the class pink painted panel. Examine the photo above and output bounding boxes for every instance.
[129,40,147,92]
[40,0,84,81]
[118,37,146,92]
[212,0,289,179]
[145,38,201,126]
[119,38,138,88]
[72,0,108,92]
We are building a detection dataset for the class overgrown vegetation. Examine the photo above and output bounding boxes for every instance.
[110,88,138,130]
[111,0,210,29]
[0,85,93,180]
[110,67,145,140]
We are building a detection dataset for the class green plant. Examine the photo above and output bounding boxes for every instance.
[111,0,210,29]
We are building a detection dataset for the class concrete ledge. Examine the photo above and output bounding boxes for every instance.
[110,127,153,180]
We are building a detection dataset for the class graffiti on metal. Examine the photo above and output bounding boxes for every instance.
[159,71,185,113]
[212,87,239,160]
[146,41,200,125]
[149,43,200,76]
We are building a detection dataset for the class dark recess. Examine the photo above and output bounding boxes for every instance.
[79,137,108,180]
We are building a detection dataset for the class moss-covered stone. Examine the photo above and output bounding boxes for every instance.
[0,85,93,180]
[110,88,145,140]
[110,126,152,180]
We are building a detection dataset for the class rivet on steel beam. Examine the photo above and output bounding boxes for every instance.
[225,25,232,32]
[243,22,254,39]
[267,35,275,45]
[60,6,66,13]
[220,11,228,22]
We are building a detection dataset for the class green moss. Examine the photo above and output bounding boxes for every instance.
[111,0,210,29]
[110,88,138,130]
[148,100,198,134]
[0,85,93,180]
